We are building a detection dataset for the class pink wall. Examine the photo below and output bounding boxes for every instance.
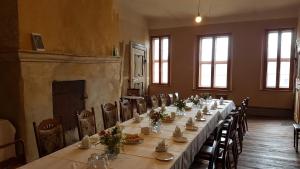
[149,18,298,109]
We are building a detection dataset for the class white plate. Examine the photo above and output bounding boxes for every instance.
[195,118,206,121]
[155,152,174,161]
[186,125,198,131]
[173,136,188,143]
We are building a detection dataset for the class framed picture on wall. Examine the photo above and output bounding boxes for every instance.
[31,33,45,51]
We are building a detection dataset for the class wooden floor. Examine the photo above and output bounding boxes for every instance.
[237,117,300,169]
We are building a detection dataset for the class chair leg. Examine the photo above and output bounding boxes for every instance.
[237,128,243,154]
[294,129,295,147]
[296,132,299,153]
[226,153,232,169]
[244,115,248,131]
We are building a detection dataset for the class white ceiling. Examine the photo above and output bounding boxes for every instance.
[120,0,300,28]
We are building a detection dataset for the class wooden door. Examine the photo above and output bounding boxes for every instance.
[130,42,147,96]
[52,80,85,145]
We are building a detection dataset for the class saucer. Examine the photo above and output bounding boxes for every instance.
[173,136,188,143]
[205,112,213,115]
[195,117,206,121]
[186,125,198,131]
[77,143,90,149]
[155,152,174,161]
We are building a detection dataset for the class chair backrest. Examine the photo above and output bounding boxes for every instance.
[119,99,133,122]
[174,92,179,101]
[208,140,220,169]
[243,97,250,107]
[168,93,174,105]
[33,118,65,157]
[77,108,97,139]
[137,98,147,114]
[220,117,233,159]
[151,95,159,109]
[160,94,168,106]
[127,88,140,96]
[101,101,118,129]
[213,120,225,141]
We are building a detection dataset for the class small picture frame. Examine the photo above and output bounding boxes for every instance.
[31,33,45,51]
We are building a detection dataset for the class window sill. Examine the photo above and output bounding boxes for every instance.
[261,88,293,92]
[193,88,232,92]
[150,83,171,87]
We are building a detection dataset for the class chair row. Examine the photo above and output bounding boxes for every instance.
[150,92,179,108]
[190,97,250,169]
[31,97,149,158]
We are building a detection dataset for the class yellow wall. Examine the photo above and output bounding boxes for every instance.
[18,0,119,56]
[118,4,149,95]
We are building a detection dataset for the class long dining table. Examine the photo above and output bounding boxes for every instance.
[20,100,235,169]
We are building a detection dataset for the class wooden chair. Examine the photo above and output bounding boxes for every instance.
[194,119,230,169]
[190,140,220,169]
[151,95,159,109]
[293,124,300,152]
[160,94,168,106]
[76,108,97,140]
[101,101,118,129]
[119,99,133,122]
[127,88,140,96]
[0,139,26,168]
[242,97,250,131]
[168,93,174,105]
[33,118,66,158]
[224,113,240,169]
[137,98,147,114]
[174,92,179,101]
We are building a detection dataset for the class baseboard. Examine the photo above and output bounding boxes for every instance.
[247,106,293,119]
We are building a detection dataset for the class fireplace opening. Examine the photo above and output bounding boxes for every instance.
[52,80,86,145]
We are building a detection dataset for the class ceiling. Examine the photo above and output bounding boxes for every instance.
[120,0,300,27]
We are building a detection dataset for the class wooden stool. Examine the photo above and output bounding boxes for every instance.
[293,124,300,152]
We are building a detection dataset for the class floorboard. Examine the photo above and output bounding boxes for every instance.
[237,117,300,169]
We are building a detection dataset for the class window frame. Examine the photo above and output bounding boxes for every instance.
[150,35,171,85]
[263,28,295,91]
[196,33,232,90]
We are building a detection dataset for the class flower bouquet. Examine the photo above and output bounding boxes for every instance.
[149,110,164,133]
[174,99,186,112]
[149,110,163,125]
[99,124,123,159]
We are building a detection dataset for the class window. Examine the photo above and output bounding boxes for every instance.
[197,35,230,89]
[264,29,294,89]
[151,36,170,84]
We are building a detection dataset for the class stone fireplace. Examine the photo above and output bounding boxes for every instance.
[0,51,123,161]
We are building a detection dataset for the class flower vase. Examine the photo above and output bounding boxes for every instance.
[151,121,161,133]
[105,144,120,160]
[176,108,185,116]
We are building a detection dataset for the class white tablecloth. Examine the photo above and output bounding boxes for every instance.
[0,119,16,162]
[20,100,235,169]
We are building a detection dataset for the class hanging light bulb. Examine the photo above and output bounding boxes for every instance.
[195,0,202,24]
[195,15,202,23]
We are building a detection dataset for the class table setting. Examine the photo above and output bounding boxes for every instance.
[19,96,235,169]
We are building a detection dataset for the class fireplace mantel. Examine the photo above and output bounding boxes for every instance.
[18,50,121,64]
[0,50,121,64]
